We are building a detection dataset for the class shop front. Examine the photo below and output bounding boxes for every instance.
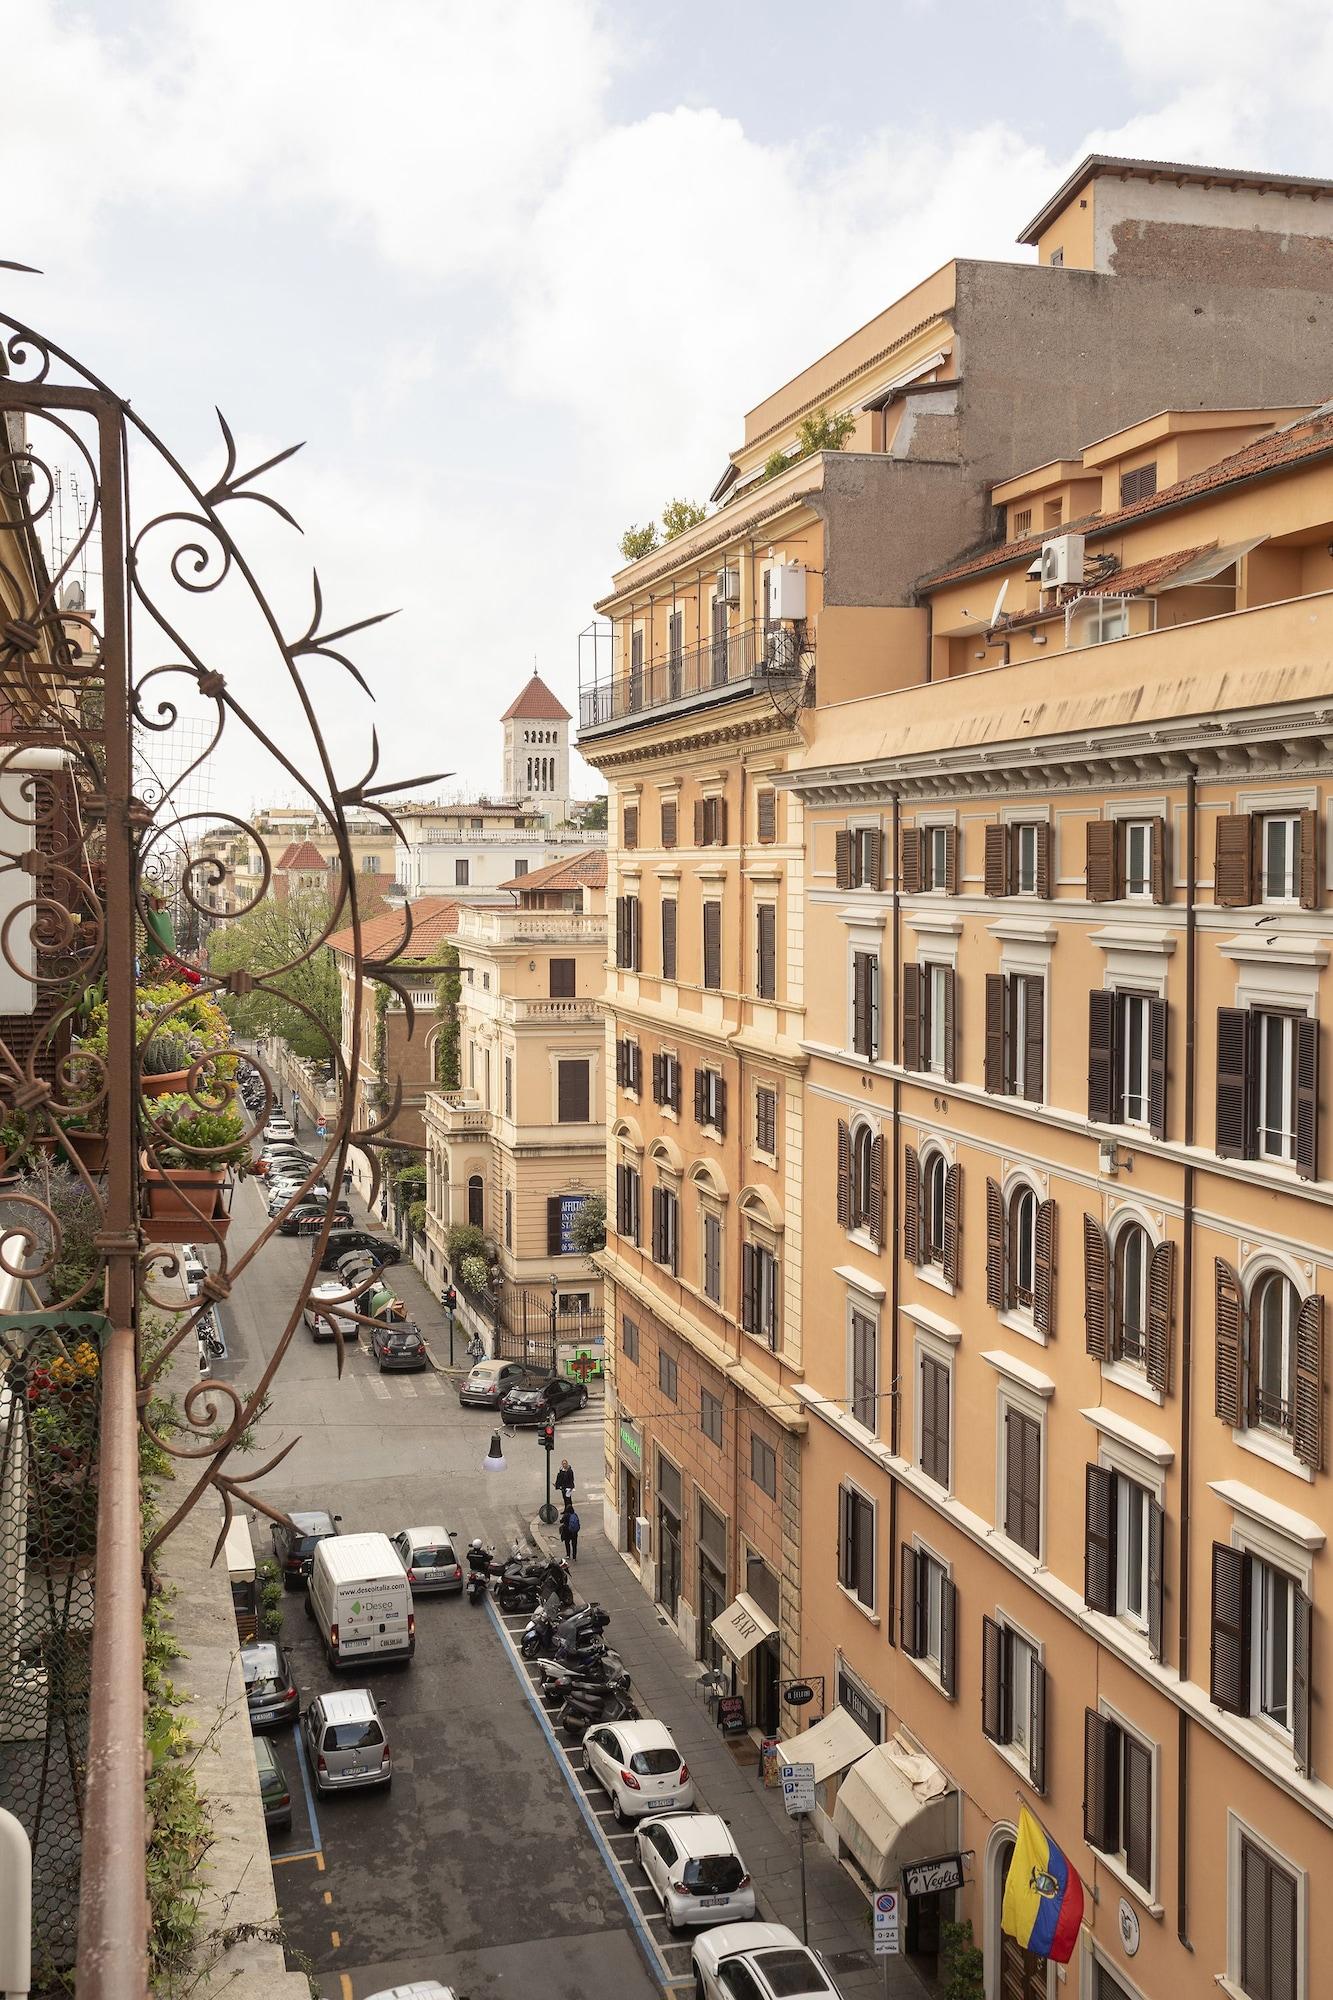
[696,1498,728,1671]
[614,1411,643,1560]
[831,1737,957,1957]
[656,1450,683,1619]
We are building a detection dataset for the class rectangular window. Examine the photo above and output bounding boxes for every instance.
[982,1615,1046,1790]
[652,1050,682,1112]
[755,903,777,1000]
[910,1548,951,1682]
[616,1036,641,1095]
[1011,973,1044,1099]
[695,795,727,846]
[658,1348,678,1401]
[835,825,883,890]
[702,899,722,990]
[621,1314,639,1363]
[615,894,642,971]
[1119,991,1150,1126]
[1209,1542,1313,1772]
[513,858,528,878]
[623,803,639,850]
[702,1211,722,1304]
[923,824,952,892]
[851,951,880,1060]
[1123,819,1153,898]
[919,1352,950,1489]
[1238,1833,1299,2000]
[503,1186,513,1248]
[755,1086,778,1156]
[850,1310,877,1431]
[1253,1557,1296,1735]
[1014,823,1039,895]
[661,799,678,848]
[1089,601,1130,645]
[927,963,951,1076]
[660,896,677,980]
[837,1483,874,1607]
[751,1433,777,1498]
[1083,1464,1166,1654]
[1003,1406,1042,1557]
[1215,1007,1318,1177]
[503,1056,513,1118]
[549,957,576,998]
[556,1060,590,1123]
[695,1066,726,1132]
[614,1163,641,1243]
[742,1241,779,1347]
[1261,814,1301,904]
[1259,1011,1296,1162]
[455,858,470,886]
[700,1387,723,1446]
[1119,462,1158,506]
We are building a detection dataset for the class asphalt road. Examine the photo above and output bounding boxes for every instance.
[219,1177,654,2000]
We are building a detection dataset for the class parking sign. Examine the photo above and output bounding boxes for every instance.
[873,1889,900,1955]
[779,1762,816,1816]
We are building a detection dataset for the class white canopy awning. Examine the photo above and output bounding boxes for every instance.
[711,1593,778,1661]
[782,1707,875,1785]
[1157,535,1266,589]
[832,1737,954,1890]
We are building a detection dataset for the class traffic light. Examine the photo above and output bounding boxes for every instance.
[444,1285,457,1311]
[540,1420,556,1453]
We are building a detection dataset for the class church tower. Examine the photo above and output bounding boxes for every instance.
[501,671,573,823]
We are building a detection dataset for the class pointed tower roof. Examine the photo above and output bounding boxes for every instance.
[500,670,571,723]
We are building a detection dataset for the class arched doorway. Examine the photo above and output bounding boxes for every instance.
[987,1826,1050,2000]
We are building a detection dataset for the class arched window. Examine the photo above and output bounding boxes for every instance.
[852,1125,874,1226]
[1253,1271,1298,1435]
[1112,1221,1150,1366]
[467,1174,484,1229]
[923,1151,948,1265]
[1009,1186,1037,1309]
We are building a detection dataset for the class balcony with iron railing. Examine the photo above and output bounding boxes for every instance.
[578,619,811,737]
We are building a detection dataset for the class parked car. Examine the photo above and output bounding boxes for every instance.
[303,1279,363,1341]
[580,1719,693,1823]
[266,1117,295,1141]
[301,1688,392,1794]
[390,1526,463,1594]
[280,1200,352,1237]
[180,1243,207,1298]
[370,1322,429,1372]
[691,1926,843,2000]
[458,1358,542,1408]
[240,1639,300,1732]
[271,1509,342,1589]
[253,1736,292,1832]
[307,1532,415,1669]
[317,1230,400,1271]
[500,1375,590,1428]
[634,1813,756,1932]
[363,1984,456,2000]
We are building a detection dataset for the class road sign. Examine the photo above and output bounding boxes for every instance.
[873,1889,900,1956]
[780,1762,816,1817]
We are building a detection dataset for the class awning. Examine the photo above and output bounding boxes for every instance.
[832,1736,954,1890]
[710,1593,778,1661]
[1156,534,1266,589]
[782,1707,875,1785]
[860,349,952,412]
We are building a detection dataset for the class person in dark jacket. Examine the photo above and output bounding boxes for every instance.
[557,1509,572,1558]
[563,1503,580,1561]
[555,1458,575,1505]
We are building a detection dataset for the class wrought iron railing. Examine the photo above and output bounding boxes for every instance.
[578,620,811,732]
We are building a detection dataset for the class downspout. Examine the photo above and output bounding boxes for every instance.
[924,600,933,685]
[887,791,903,1645]
[1176,767,1198,1953]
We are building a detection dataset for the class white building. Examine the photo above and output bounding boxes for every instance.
[502,671,573,824]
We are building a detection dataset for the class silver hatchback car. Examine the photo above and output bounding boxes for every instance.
[301,1688,391,1795]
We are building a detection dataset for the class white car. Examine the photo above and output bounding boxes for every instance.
[363,1986,457,2000]
[581,1719,694,1823]
[303,1279,359,1341]
[266,1117,295,1141]
[180,1243,207,1298]
[634,1812,755,1931]
[691,1923,842,2000]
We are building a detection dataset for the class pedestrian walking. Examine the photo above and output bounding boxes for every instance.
[563,1503,580,1562]
[554,1457,575,1505]
[557,1508,572,1559]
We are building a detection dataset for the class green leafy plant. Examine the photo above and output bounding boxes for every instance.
[796,404,856,455]
[394,1160,427,1192]
[940,1919,985,2000]
[445,1221,486,1265]
[150,1099,250,1173]
[458,1251,490,1296]
[569,1191,606,1255]
[763,448,790,481]
[661,497,706,540]
[619,522,659,562]
[406,1198,427,1236]
[140,1029,193,1076]
[257,1558,285,1636]
[433,946,461,1088]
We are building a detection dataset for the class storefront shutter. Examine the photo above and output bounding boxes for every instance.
[981,1615,1007,1743]
[1034,821,1053,899]
[903,1145,920,1265]
[1033,1198,1056,1337]
[1209,1541,1251,1714]
[984,974,1005,1093]
[1084,1464,1117,1613]
[1085,818,1118,902]
[1148,996,1169,1140]
[1214,811,1254,906]
[1083,1710,1120,1852]
[985,1177,1004,1307]
[836,1120,853,1231]
[1087,988,1117,1123]
[942,1163,961,1286]
[1147,1240,1175,1394]
[869,1135,886,1249]
[899,1544,922,1657]
[1294,1015,1319,1181]
[901,963,921,1071]
[1083,1214,1111,1362]
[835,828,853,889]
[984,821,1008,897]
[1214,1258,1244,1427]
[1299,805,1320,910]
[1150,815,1167,904]
[1293,1291,1324,1472]
[1147,1496,1165,1664]
[900,826,922,895]
[1293,1588,1313,1778]
[1215,1007,1253,1158]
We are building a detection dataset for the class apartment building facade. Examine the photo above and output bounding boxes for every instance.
[788,402,1333,2000]
[420,852,608,1318]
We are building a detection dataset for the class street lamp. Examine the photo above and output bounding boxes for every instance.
[482,1430,507,1473]
[549,1272,559,1376]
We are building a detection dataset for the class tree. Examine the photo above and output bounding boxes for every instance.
[619,523,658,562]
[206,889,343,1062]
[661,497,706,540]
[570,1191,605,1256]
[796,405,856,455]
[577,795,607,831]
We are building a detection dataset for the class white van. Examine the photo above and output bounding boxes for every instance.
[307,1531,415,1670]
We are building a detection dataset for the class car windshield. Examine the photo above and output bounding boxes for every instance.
[684,1854,744,1892]
[413,1546,453,1566]
[752,1951,829,1996]
[292,1534,323,1558]
[629,1748,681,1775]
[323,1720,383,1751]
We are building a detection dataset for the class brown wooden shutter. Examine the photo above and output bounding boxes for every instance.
[1150,816,1167,904]
[864,827,882,888]
[835,828,853,889]
[901,962,921,1071]
[661,896,677,979]
[1086,819,1118,902]
[1293,1291,1324,1471]
[741,1242,755,1333]
[903,1145,921,1265]
[1147,1496,1165,1664]
[942,967,957,1081]
[714,1077,727,1137]
[837,1486,852,1590]
[1004,1409,1025,1543]
[985,1177,1004,1307]
[1084,1463,1117,1613]
[623,804,639,850]
[1023,976,1045,1103]
[1144,1238,1175,1394]
[1033,1198,1056,1337]
[1123,1735,1152,1889]
[942,1163,960,1286]
[1083,1214,1111,1362]
[901,826,922,895]
[836,1120,853,1231]
[1214,811,1254,905]
[703,899,722,990]
[1210,1541,1251,1714]
[694,1068,707,1123]
[615,1163,626,1235]
[869,1134,886,1249]
[984,974,1005,1094]
[1294,1015,1319,1181]
[939,1577,957,1698]
[1299,805,1321,909]
[1293,1588,1313,1777]
[615,896,626,965]
[1214,1257,1244,1426]
[694,798,707,846]
[557,1061,589,1121]
[1029,1658,1047,1794]
[851,953,868,1057]
[1088,988,1117,1123]
[661,799,677,848]
[756,904,777,999]
[547,1196,564,1255]
[652,1051,665,1106]
[984,822,1008,897]
[1083,1710,1120,1853]
[630,896,641,969]
[1148,995,1168,1140]
[615,1040,627,1089]
[650,1186,663,1263]
[766,1252,780,1347]
[981,1614,1008,1743]
[669,1057,681,1113]
[756,791,776,844]
[716,798,729,845]
[1215,1006,1253,1158]
[944,825,960,895]
[900,1543,922,1657]
[1034,821,1053,899]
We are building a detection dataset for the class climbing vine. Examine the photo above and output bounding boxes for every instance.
[433,946,461,1088]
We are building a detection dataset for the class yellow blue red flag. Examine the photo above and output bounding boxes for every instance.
[1001,1805,1085,1963]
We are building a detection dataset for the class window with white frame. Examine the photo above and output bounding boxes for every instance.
[1119,990,1152,1125]
[922,1149,948,1267]
[852,825,880,887]
[1257,1011,1298,1163]
[1253,1555,1298,1736]
[1000,1397,1042,1558]
[1261,813,1302,904]
[1122,818,1154,899]
[1231,1819,1301,2000]
[1088,600,1129,646]
[1009,1186,1038,1310]
[849,1308,877,1431]
[981,1615,1045,1790]
[1084,1707,1155,1894]
[924,823,951,892]
[1117,1475,1155,1633]
[918,1348,950,1489]
[851,1123,875,1234]
[926,962,951,1076]
[1112,1219,1150,1367]
[901,1542,954,1690]
[1014,822,1040,895]
[1209,1532,1313,1772]
[837,1483,875,1609]
[1253,1270,1299,1438]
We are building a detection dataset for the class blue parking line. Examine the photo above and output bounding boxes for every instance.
[484,1593,669,1990]
[288,1721,324,1858]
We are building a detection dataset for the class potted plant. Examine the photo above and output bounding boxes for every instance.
[142,1098,249,1236]
[0,1108,30,1177]
[138,1027,195,1098]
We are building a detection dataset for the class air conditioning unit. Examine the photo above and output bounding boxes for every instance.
[768,563,807,621]
[715,567,740,606]
[635,1514,651,1553]
[1040,531,1085,589]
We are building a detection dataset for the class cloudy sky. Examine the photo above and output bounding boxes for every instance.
[5,0,1332,820]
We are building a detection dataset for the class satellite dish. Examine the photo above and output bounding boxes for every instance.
[989,577,1009,627]
[60,579,85,611]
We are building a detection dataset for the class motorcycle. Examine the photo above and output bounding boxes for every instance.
[538,1654,629,1704]
[558,1684,639,1734]
[523,1597,607,1661]
[497,1557,572,1615]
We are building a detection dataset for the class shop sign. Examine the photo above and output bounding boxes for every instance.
[717,1694,747,1735]
[617,1416,642,1467]
[836,1668,882,1743]
[902,1853,965,1898]
[555,1192,588,1253]
[784,1679,816,1708]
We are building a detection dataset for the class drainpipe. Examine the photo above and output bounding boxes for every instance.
[1176,767,1198,1953]
[887,792,903,1645]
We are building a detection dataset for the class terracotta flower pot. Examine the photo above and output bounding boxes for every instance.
[143,1164,226,1218]
[141,1068,194,1099]
[67,1128,109,1171]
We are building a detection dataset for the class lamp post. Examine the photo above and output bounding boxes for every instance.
[549,1272,559,1377]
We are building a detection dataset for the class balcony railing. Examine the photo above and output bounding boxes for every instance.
[457,907,605,945]
[500,995,604,1025]
[578,620,809,734]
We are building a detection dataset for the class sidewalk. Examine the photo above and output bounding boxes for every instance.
[530,1512,931,2000]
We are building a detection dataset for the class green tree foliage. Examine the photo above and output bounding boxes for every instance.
[619,522,659,562]
[206,890,342,1062]
[940,1921,985,2000]
[661,497,707,540]
[569,1191,606,1255]
[578,794,608,831]
[796,405,856,455]
[434,945,461,1087]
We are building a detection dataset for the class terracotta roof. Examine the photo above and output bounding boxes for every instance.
[502,849,607,893]
[326,897,464,963]
[1083,543,1216,597]
[501,671,572,723]
[921,404,1333,591]
[276,839,332,872]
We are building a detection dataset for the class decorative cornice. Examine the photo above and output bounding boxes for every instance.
[585,708,803,773]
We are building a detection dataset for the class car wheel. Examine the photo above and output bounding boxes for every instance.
[581,1746,593,1774]
[664,1896,683,1936]
[612,1790,628,1825]
[694,1978,707,2000]
[302,1593,314,1621]
[324,1642,337,1672]
[579,1387,588,1408]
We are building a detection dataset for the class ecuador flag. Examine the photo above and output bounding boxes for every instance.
[1001,1806,1085,1963]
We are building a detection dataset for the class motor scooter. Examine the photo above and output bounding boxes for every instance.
[558,1684,639,1734]
[523,1596,607,1659]
[538,1653,630,1704]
